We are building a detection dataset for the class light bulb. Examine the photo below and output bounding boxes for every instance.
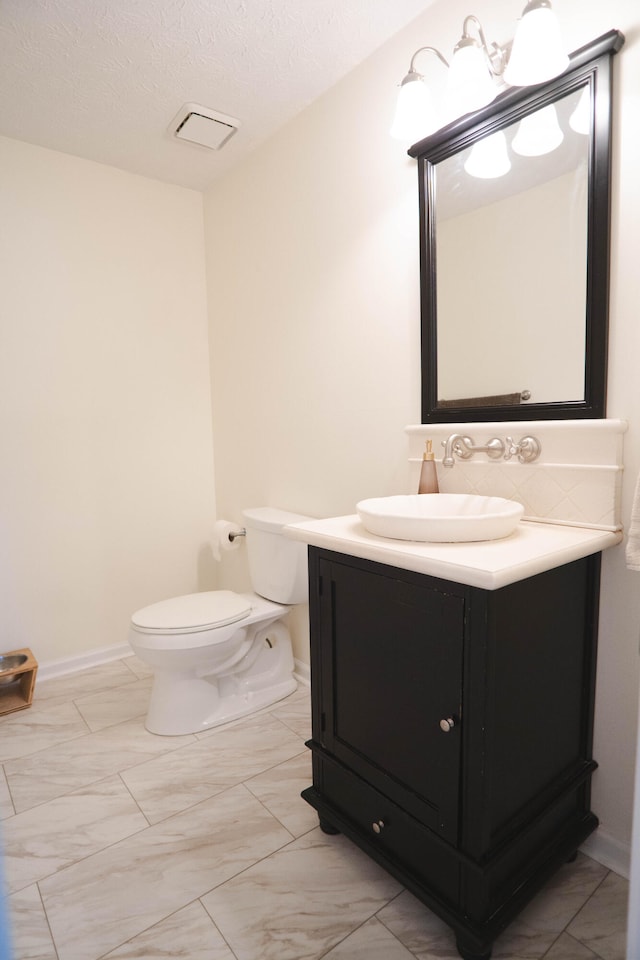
[464,131,511,179]
[504,1,569,87]
[447,40,498,119]
[389,73,441,142]
[512,103,564,156]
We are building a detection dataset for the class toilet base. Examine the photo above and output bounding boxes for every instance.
[141,619,298,736]
[145,675,297,735]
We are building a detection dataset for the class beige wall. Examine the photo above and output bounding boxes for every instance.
[203,0,640,865]
[0,136,217,668]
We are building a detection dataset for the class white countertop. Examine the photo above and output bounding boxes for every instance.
[285,516,622,590]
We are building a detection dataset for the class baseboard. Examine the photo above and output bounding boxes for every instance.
[581,828,631,879]
[36,644,133,681]
[294,659,310,686]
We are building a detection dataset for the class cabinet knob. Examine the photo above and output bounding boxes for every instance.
[439,717,456,733]
[371,820,385,834]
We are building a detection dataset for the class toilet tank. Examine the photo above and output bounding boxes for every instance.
[242,507,312,604]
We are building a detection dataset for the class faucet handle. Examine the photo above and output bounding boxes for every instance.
[504,436,541,463]
[504,436,519,461]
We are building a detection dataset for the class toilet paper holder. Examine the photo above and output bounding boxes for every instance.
[212,520,247,561]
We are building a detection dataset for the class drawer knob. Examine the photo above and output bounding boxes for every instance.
[440,717,456,733]
[372,820,385,834]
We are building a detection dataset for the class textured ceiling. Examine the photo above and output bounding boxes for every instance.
[0,0,437,191]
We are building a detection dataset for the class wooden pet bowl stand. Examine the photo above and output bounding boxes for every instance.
[0,648,38,716]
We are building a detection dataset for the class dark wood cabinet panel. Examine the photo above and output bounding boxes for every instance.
[317,555,464,841]
[304,547,601,960]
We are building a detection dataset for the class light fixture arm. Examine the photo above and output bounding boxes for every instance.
[406,45,449,79]
[459,14,509,78]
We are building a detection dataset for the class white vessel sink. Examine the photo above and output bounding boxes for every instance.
[356,493,524,543]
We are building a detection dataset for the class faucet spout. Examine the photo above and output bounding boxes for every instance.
[442,434,473,467]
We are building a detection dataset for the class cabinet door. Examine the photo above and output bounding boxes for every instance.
[317,555,465,843]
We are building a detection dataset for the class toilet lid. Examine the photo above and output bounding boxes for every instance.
[131,591,251,632]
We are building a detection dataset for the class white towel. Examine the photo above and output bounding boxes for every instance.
[626,472,640,571]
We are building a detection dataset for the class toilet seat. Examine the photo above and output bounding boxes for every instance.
[131,590,251,636]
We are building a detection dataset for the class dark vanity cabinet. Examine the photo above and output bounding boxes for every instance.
[302,547,602,960]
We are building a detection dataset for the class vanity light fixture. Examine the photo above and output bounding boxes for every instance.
[390,0,569,143]
[388,46,448,142]
[446,16,504,117]
[503,0,569,86]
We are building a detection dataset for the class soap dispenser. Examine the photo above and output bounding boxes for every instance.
[418,440,439,494]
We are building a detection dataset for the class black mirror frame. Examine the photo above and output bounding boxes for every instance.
[410,30,625,424]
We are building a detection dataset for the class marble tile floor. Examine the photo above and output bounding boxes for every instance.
[0,657,629,960]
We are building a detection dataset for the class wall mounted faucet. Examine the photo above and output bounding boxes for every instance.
[442,434,541,467]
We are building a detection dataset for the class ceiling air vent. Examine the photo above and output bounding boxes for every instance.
[170,103,240,151]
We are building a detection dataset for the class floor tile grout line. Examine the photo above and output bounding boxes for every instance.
[0,685,148,764]
[192,697,311,743]
[11,778,300,901]
[241,766,311,837]
[0,764,16,820]
[374,887,427,960]
[34,880,61,960]
[315,915,382,959]
[0,706,93,766]
[561,866,612,939]
[121,656,146,680]
[315,908,419,960]
[194,816,319,906]
[2,723,201,816]
[0,729,91,769]
[116,770,153,828]
[4,714,308,828]
[112,726,309,826]
[198,896,245,960]
[5,669,144,714]
[562,867,627,960]
[8,715,197,763]
[89,896,241,960]
[3,763,160,824]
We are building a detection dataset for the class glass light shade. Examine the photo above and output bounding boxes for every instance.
[446,42,499,118]
[389,74,441,142]
[464,131,511,179]
[512,103,564,156]
[569,86,591,134]
[503,4,570,87]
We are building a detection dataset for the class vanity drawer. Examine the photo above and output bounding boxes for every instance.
[317,752,460,907]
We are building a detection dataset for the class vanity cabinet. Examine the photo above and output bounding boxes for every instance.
[302,547,601,960]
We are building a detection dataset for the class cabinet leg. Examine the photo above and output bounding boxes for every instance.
[456,938,491,960]
[318,817,341,835]
[566,851,578,863]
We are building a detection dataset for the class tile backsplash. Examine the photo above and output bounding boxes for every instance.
[406,420,626,532]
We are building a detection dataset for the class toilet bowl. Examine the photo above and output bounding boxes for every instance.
[128,507,310,735]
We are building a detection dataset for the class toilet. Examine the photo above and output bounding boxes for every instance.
[128,507,310,735]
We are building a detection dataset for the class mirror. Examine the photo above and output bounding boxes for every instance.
[409,30,624,423]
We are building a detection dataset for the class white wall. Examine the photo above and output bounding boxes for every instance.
[0,136,217,669]
[203,0,640,868]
